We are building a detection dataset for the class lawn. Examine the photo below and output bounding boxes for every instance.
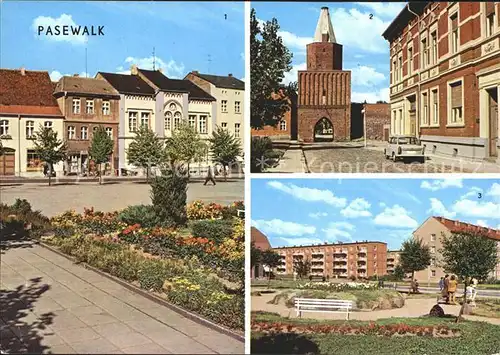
[251,312,500,355]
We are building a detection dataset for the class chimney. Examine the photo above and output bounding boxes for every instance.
[228,73,233,77]
[130,64,138,75]
[192,70,199,75]
[20,67,26,76]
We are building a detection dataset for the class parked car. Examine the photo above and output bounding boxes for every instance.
[384,135,425,163]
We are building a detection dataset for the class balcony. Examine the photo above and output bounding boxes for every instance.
[357,247,367,253]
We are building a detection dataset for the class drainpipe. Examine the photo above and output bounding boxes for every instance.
[18,114,21,177]
[407,3,421,139]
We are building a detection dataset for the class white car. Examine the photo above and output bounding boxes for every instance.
[384,135,425,163]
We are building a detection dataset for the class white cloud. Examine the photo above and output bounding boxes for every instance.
[421,179,463,192]
[309,212,328,219]
[427,198,456,219]
[252,219,316,237]
[486,183,500,201]
[283,62,306,85]
[476,220,489,228]
[267,180,347,207]
[461,187,483,200]
[348,66,386,88]
[322,222,355,241]
[374,205,418,228]
[354,54,365,59]
[49,71,89,81]
[452,200,500,219]
[278,30,313,51]
[354,2,406,19]
[341,198,372,218]
[240,52,244,61]
[279,237,325,246]
[118,56,185,78]
[352,88,389,103]
[32,14,88,45]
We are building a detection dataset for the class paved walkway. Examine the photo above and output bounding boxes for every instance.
[267,150,308,173]
[0,242,244,354]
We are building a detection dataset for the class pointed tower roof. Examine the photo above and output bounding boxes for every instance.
[313,7,337,43]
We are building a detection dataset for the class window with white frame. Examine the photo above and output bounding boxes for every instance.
[431,246,436,254]
[188,115,197,130]
[408,46,413,75]
[105,127,112,138]
[68,126,76,139]
[128,111,138,132]
[26,149,42,171]
[86,99,94,114]
[102,101,110,115]
[44,121,53,129]
[221,122,227,128]
[431,233,436,242]
[392,58,397,84]
[422,92,429,125]
[199,115,207,134]
[173,112,181,130]
[450,13,459,54]
[26,121,34,138]
[81,126,88,140]
[0,120,9,136]
[221,100,227,112]
[235,101,241,113]
[280,120,287,131]
[431,270,436,277]
[421,36,429,69]
[234,123,240,137]
[72,98,81,114]
[486,3,496,37]
[431,89,439,125]
[431,31,437,65]
[449,80,463,124]
[165,111,172,131]
[141,112,150,128]
[398,56,403,82]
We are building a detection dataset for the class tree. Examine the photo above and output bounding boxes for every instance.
[251,242,263,269]
[393,264,405,281]
[250,8,293,129]
[33,126,67,186]
[209,126,242,181]
[165,121,206,177]
[261,249,281,285]
[88,126,114,185]
[251,137,274,173]
[150,166,188,228]
[440,231,498,321]
[127,126,166,182]
[293,258,311,279]
[399,238,432,280]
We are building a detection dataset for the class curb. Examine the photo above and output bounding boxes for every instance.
[38,242,245,343]
[301,149,311,173]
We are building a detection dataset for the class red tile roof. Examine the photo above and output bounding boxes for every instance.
[434,216,500,241]
[0,69,62,116]
[251,227,272,251]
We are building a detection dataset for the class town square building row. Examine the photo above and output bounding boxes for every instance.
[0,66,244,176]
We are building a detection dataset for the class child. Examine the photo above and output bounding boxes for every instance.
[447,275,458,304]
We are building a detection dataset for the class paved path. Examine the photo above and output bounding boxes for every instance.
[251,293,500,325]
[384,285,500,298]
[0,242,244,354]
[0,180,243,217]
[267,150,308,173]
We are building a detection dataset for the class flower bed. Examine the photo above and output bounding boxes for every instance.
[296,282,379,292]
[187,200,244,220]
[251,321,459,338]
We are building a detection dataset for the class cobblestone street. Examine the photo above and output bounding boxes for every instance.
[304,148,475,173]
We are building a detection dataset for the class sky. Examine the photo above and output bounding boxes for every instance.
[1,1,244,81]
[252,2,407,103]
[251,178,500,250]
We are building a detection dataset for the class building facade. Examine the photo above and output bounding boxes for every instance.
[251,227,272,279]
[364,103,391,141]
[383,2,500,162]
[185,71,245,155]
[386,250,402,274]
[251,91,293,141]
[273,241,388,279]
[53,76,120,175]
[298,7,351,143]
[0,68,64,176]
[413,216,500,282]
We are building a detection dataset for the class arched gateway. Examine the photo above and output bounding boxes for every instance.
[314,118,334,142]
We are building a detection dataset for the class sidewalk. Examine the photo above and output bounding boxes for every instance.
[0,241,243,354]
[267,149,309,173]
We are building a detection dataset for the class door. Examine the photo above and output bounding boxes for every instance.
[0,149,15,175]
[408,96,416,136]
[488,88,498,157]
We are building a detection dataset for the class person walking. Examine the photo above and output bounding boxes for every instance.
[442,274,450,303]
[204,165,216,186]
[447,275,458,305]
[438,277,445,291]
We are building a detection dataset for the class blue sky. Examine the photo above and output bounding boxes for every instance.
[253,2,407,103]
[251,178,500,250]
[1,1,244,81]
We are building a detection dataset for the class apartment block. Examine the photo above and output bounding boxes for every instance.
[413,216,500,282]
[382,2,500,163]
[273,241,388,279]
[386,250,402,274]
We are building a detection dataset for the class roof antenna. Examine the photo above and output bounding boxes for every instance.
[85,46,88,78]
[207,54,212,73]
[152,47,156,71]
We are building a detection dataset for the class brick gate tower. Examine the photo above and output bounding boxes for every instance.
[298,7,351,143]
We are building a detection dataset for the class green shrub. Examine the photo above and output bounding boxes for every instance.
[190,219,234,244]
[118,205,158,228]
[138,260,171,291]
[0,200,51,238]
[151,167,188,228]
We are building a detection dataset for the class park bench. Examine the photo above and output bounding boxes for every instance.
[295,298,353,320]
